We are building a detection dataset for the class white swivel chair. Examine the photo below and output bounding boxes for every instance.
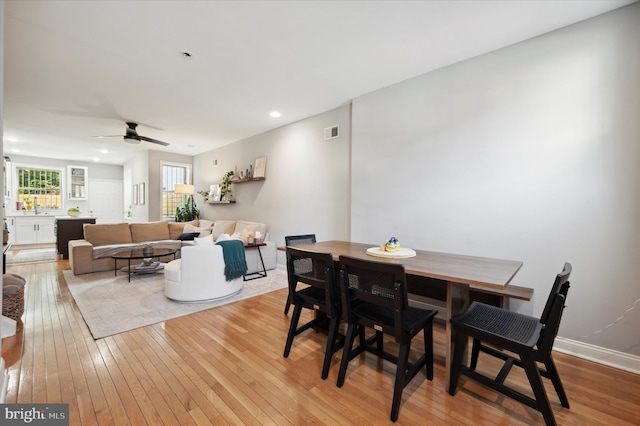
[164,245,243,302]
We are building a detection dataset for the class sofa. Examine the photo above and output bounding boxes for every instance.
[68,219,277,275]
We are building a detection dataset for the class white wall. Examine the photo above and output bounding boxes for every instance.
[194,105,351,264]
[351,4,640,357]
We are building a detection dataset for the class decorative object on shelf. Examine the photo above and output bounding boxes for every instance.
[174,184,199,221]
[67,206,81,217]
[208,184,221,202]
[197,189,210,202]
[253,156,267,179]
[139,182,146,205]
[221,170,235,201]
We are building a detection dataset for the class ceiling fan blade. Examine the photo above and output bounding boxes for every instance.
[139,135,169,146]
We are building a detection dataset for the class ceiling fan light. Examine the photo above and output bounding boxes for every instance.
[123,135,140,144]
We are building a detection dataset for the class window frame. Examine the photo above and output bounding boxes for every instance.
[161,161,192,220]
[13,162,65,213]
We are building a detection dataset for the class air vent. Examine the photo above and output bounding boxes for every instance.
[324,125,339,140]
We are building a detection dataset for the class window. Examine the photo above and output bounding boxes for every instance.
[161,162,191,219]
[16,165,62,211]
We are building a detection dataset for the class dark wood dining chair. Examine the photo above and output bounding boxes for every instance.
[283,234,316,315]
[283,246,343,379]
[449,263,572,426]
[336,255,438,422]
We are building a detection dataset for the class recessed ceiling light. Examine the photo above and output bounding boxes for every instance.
[11,148,20,153]
[270,111,281,118]
[5,137,18,142]
[100,149,109,154]
[93,157,100,162]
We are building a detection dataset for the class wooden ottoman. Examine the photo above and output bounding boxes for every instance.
[3,273,26,321]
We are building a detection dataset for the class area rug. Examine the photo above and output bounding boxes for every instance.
[6,248,57,264]
[63,268,288,339]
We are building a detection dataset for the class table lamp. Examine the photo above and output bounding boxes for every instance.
[174,184,196,210]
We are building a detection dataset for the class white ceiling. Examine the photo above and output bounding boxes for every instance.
[3,0,635,166]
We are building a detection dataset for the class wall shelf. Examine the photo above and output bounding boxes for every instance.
[206,200,236,204]
[229,177,265,183]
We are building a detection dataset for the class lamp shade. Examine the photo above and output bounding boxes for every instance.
[174,184,194,195]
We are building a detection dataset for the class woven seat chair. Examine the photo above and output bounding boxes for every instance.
[336,255,438,422]
[283,234,316,315]
[3,273,26,322]
[449,263,572,426]
[283,246,343,379]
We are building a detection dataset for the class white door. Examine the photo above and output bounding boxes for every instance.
[89,179,124,224]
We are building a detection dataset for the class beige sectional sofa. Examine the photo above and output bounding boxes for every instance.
[68,220,277,275]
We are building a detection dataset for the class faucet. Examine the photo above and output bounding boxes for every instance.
[34,196,39,215]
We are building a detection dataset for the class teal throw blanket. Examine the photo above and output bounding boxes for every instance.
[216,240,248,281]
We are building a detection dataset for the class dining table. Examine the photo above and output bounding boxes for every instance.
[289,240,524,392]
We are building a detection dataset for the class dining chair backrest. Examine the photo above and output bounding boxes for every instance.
[536,263,571,359]
[338,255,409,343]
[285,234,317,246]
[286,247,338,318]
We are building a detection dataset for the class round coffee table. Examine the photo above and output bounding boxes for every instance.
[112,247,178,282]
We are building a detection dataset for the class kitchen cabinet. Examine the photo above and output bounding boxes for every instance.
[68,165,88,200]
[56,217,95,259]
[14,216,56,244]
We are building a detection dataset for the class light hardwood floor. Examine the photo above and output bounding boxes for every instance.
[2,259,639,425]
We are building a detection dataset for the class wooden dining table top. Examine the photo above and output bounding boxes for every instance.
[290,240,523,290]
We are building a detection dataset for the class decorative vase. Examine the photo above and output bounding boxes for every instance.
[142,245,153,257]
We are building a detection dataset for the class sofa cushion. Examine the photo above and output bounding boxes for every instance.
[168,220,198,240]
[84,223,133,246]
[211,220,237,240]
[130,221,170,242]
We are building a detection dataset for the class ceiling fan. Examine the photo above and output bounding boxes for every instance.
[96,122,169,146]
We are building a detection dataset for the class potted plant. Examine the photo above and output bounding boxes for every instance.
[221,170,235,201]
[67,206,81,217]
[175,198,199,222]
[197,190,210,202]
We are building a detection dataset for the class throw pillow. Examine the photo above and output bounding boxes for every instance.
[216,233,230,242]
[193,234,214,246]
[177,232,200,241]
[184,223,213,237]
[198,219,214,228]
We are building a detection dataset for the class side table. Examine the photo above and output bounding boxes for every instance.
[244,243,267,281]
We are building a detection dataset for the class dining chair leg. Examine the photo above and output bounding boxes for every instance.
[470,338,481,370]
[390,342,411,422]
[545,357,570,408]
[337,323,358,388]
[321,316,340,379]
[522,353,556,426]
[283,296,291,315]
[283,303,303,357]
[424,322,434,380]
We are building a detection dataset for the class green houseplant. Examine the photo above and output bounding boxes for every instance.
[175,197,199,222]
[221,170,235,201]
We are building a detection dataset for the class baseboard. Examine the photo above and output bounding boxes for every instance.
[553,337,640,375]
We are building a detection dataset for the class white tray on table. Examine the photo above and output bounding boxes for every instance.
[366,247,416,258]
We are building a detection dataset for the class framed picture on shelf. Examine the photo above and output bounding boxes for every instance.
[133,184,138,205]
[139,182,145,205]
[253,156,267,179]
[209,184,221,202]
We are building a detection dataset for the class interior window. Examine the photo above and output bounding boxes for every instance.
[16,166,62,212]
[161,162,191,219]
